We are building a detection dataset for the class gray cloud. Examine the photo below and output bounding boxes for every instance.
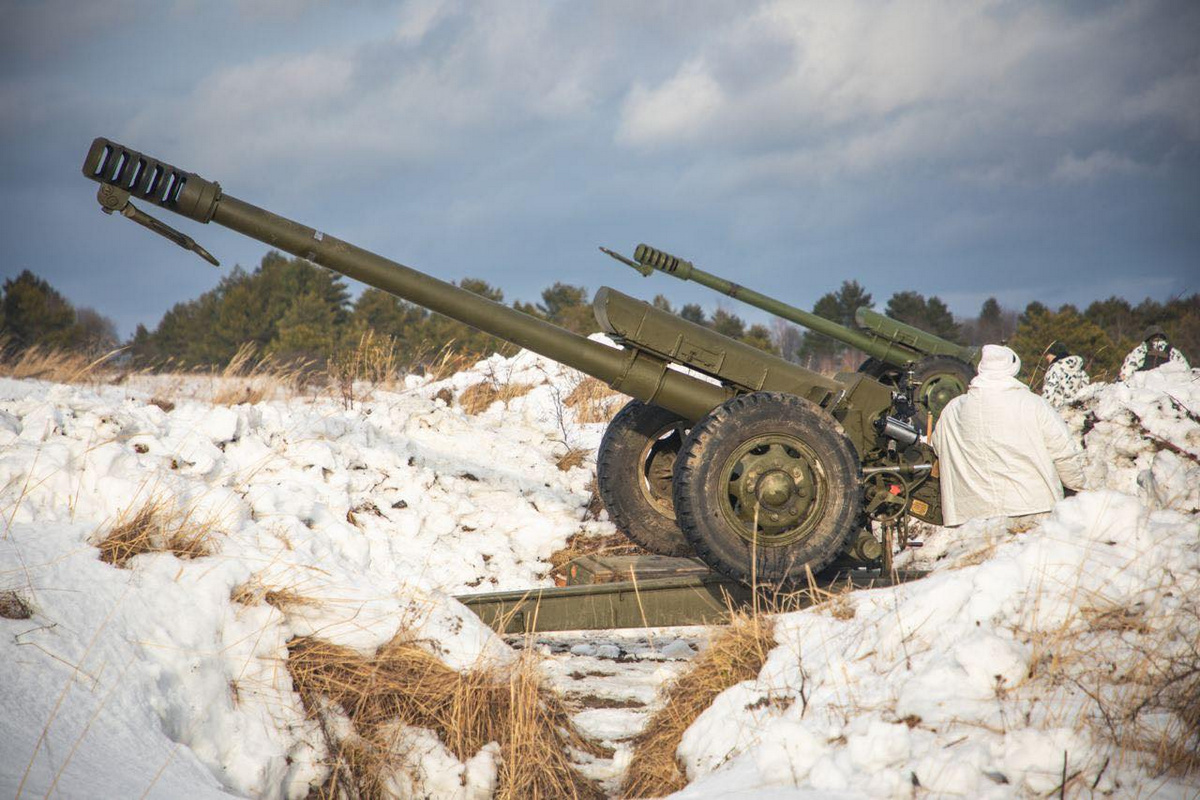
[2,0,1197,338]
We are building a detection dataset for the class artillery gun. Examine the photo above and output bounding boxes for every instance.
[605,244,979,426]
[82,137,940,587]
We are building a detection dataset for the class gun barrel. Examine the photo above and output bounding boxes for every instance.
[82,138,731,421]
[854,308,979,365]
[630,244,972,368]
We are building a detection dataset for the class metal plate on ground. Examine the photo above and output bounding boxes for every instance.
[458,561,928,633]
[556,554,714,586]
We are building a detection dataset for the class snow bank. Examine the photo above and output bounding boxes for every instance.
[672,364,1200,798]
[0,350,614,798]
[4,348,1197,799]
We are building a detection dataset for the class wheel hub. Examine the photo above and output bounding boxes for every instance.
[920,372,967,421]
[755,470,794,507]
[722,435,826,545]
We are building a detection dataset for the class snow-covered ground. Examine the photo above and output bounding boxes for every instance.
[675,364,1200,799]
[1,350,1197,799]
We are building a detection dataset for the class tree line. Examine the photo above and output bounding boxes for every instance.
[3,253,1197,383]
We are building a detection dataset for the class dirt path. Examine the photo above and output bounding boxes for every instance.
[510,627,709,796]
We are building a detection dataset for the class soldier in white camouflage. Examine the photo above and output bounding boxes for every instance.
[1041,341,1090,409]
[1119,326,1190,381]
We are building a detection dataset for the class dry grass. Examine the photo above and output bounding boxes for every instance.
[547,530,648,575]
[327,330,401,407]
[211,343,310,406]
[622,611,777,797]
[287,633,603,799]
[459,380,535,415]
[420,342,483,382]
[1026,596,1200,779]
[94,497,218,568]
[230,576,317,611]
[564,377,623,423]
[555,446,589,472]
[0,337,120,384]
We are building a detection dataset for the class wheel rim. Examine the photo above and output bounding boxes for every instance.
[719,434,829,546]
[638,423,686,518]
[920,371,967,421]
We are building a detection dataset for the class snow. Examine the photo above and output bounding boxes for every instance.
[2,350,1198,799]
[672,363,1200,799]
[1,351,610,798]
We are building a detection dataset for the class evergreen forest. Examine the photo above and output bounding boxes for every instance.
[3,252,1197,386]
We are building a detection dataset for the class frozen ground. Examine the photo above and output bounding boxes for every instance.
[1,350,1198,799]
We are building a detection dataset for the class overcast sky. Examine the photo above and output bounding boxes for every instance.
[3,0,1198,337]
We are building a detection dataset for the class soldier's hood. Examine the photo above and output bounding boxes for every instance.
[1141,325,1167,342]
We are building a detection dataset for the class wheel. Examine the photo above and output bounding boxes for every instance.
[596,400,692,556]
[672,392,862,585]
[912,356,974,429]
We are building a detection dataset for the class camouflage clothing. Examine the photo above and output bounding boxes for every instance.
[1118,342,1189,381]
[1041,355,1090,409]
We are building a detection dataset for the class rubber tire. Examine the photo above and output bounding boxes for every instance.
[912,356,974,429]
[673,392,862,586]
[596,400,693,557]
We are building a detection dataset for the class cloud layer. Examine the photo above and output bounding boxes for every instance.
[2,0,1197,336]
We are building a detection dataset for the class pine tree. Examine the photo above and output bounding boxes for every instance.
[536,283,595,335]
[710,308,746,339]
[271,290,339,363]
[742,323,777,355]
[798,280,872,366]
[350,288,427,344]
[1084,297,1137,343]
[1,270,79,350]
[1009,305,1118,384]
[885,291,961,343]
[680,304,707,325]
[975,297,1001,343]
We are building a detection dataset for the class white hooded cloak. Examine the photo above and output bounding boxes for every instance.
[931,345,1085,526]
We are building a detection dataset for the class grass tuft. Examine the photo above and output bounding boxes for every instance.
[1027,594,1200,779]
[211,343,310,406]
[420,343,482,382]
[563,377,622,423]
[95,497,218,568]
[459,380,535,415]
[622,610,777,797]
[230,577,317,611]
[287,633,603,799]
[555,446,589,472]
[547,530,647,575]
[327,330,401,407]
[0,337,120,384]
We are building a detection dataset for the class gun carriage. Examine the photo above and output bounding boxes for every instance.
[605,244,979,427]
[82,137,942,587]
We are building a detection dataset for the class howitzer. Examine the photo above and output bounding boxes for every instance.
[82,137,940,586]
[606,244,980,424]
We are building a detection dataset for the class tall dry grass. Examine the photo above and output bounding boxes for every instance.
[94,496,218,567]
[459,379,536,415]
[0,336,122,384]
[210,343,311,405]
[327,330,402,407]
[419,342,483,382]
[564,377,623,424]
[622,610,777,797]
[1026,596,1200,779]
[287,634,603,799]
